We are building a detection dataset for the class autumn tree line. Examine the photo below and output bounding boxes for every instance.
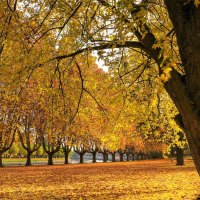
[0,0,195,171]
[0,60,171,167]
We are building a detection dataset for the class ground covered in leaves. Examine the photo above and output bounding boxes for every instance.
[0,159,199,200]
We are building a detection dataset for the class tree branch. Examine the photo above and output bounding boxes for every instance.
[51,41,144,61]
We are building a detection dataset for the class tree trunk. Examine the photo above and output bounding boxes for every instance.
[80,153,84,164]
[164,69,200,174]
[111,153,116,162]
[26,152,32,166]
[126,153,130,161]
[64,150,69,164]
[48,154,54,165]
[176,147,184,166]
[132,154,135,161]
[119,153,123,162]
[0,152,3,167]
[92,152,97,163]
[103,152,108,162]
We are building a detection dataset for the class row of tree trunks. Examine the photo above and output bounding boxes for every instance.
[0,151,184,166]
[0,149,184,166]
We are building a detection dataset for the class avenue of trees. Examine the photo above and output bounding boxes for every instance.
[0,58,175,166]
[0,0,198,174]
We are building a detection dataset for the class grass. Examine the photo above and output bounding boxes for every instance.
[0,159,199,200]
[3,157,64,164]
[3,157,47,162]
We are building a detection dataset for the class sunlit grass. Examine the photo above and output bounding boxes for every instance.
[3,157,63,163]
[0,159,199,199]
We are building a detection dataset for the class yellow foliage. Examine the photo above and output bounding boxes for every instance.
[195,0,200,6]
[160,66,172,83]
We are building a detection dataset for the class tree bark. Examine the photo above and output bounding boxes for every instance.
[26,152,32,166]
[48,153,54,165]
[119,153,124,162]
[132,154,135,161]
[126,153,130,161]
[80,153,84,164]
[92,152,97,163]
[0,152,3,167]
[140,153,144,160]
[103,152,108,162]
[136,154,140,160]
[164,67,200,174]
[111,152,116,162]
[176,147,184,166]
[64,150,70,164]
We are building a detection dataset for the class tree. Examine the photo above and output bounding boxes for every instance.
[88,139,100,163]
[61,136,74,164]
[172,132,186,166]
[41,101,67,165]
[73,142,87,164]
[18,112,42,166]
[0,94,17,166]
[17,80,45,166]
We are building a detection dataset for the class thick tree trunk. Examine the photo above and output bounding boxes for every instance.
[80,153,84,164]
[48,154,54,165]
[164,68,200,174]
[26,152,32,166]
[92,152,97,163]
[0,152,3,167]
[176,147,184,166]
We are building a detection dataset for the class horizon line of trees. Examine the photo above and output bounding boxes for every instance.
[1,130,187,167]
[0,131,166,166]
[0,143,167,167]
